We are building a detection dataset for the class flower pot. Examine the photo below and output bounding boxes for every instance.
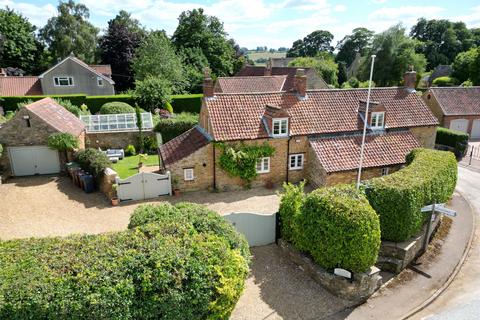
[173,189,181,197]
[111,197,119,206]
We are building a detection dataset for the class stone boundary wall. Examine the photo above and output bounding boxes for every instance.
[85,130,155,150]
[278,239,382,303]
[377,213,442,273]
[99,167,118,199]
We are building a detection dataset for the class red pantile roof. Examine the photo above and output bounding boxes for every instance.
[159,126,210,167]
[25,98,85,136]
[89,64,112,77]
[205,88,439,141]
[309,131,420,173]
[428,87,480,115]
[0,76,42,96]
[214,76,287,93]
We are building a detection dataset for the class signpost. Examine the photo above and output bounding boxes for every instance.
[419,202,457,256]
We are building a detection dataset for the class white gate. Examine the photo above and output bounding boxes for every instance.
[223,212,276,247]
[116,172,171,202]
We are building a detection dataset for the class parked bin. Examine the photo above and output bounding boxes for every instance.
[81,174,95,193]
[66,162,80,178]
[75,170,86,188]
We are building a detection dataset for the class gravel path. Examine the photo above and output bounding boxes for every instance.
[0,175,280,240]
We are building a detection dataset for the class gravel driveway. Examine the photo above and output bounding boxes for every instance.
[0,175,280,240]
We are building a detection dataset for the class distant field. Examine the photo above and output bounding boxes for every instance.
[246,51,287,65]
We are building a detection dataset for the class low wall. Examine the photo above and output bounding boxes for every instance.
[278,239,382,303]
[85,130,155,149]
[99,168,118,199]
[377,213,442,273]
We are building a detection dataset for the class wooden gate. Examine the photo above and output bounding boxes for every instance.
[223,212,276,247]
[116,172,171,202]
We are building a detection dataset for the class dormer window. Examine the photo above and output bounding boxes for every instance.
[370,112,385,129]
[272,118,288,137]
[97,76,104,86]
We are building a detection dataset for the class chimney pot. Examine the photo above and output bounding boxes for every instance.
[294,69,307,99]
[404,67,417,92]
[203,67,214,98]
[264,59,272,76]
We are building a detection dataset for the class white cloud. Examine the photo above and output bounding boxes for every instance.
[372,0,387,4]
[279,0,330,11]
[452,5,480,28]
[369,6,445,21]
[334,4,347,12]
[0,0,56,27]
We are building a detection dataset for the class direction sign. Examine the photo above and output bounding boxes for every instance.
[421,203,457,217]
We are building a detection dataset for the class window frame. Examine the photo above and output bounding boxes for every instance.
[256,157,270,174]
[272,118,289,137]
[183,168,194,181]
[381,167,389,176]
[53,76,74,87]
[370,112,385,129]
[97,76,104,86]
[289,153,304,170]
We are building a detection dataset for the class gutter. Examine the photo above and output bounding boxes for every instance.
[286,136,292,183]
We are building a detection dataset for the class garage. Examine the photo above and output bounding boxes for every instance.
[449,119,469,133]
[471,120,480,140]
[8,146,60,176]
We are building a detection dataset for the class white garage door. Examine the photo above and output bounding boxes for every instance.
[449,119,469,133]
[8,146,60,176]
[471,120,480,139]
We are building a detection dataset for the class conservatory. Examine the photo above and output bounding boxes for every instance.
[80,113,154,133]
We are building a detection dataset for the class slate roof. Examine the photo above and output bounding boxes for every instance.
[428,87,480,115]
[159,126,211,167]
[205,88,439,141]
[309,131,420,173]
[214,76,287,93]
[0,76,42,96]
[25,98,85,136]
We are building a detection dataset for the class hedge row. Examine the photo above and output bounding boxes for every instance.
[365,148,457,242]
[154,112,199,143]
[279,182,381,273]
[0,93,203,114]
[436,127,469,157]
[0,202,249,319]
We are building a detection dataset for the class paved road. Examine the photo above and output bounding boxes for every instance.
[412,166,480,320]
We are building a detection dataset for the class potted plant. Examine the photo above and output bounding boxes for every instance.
[172,177,181,197]
[265,179,274,189]
[111,184,119,206]
[138,153,148,170]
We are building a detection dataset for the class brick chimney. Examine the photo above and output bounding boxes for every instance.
[404,65,417,93]
[203,67,214,98]
[264,59,272,76]
[294,69,307,99]
[0,68,6,77]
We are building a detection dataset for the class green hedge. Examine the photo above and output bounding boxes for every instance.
[0,94,86,112]
[436,127,469,157]
[154,112,199,142]
[99,101,135,114]
[0,203,249,319]
[432,76,457,87]
[75,148,111,178]
[86,94,135,114]
[171,94,203,113]
[366,148,457,242]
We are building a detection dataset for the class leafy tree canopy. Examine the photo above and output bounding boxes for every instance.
[287,30,334,57]
[39,0,98,63]
[133,76,173,112]
[288,54,339,86]
[335,27,374,66]
[452,47,480,85]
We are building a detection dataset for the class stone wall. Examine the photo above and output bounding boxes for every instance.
[99,167,118,199]
[85,130,155,150]
[409,126,437,149]
[422,91,445,124]
[325,165,401,186]
[306,145,327,187]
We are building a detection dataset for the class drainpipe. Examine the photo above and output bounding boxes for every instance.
[286,136,292,183]
[213,143,217,190]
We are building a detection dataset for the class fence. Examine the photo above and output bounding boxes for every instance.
[466,145,480,165]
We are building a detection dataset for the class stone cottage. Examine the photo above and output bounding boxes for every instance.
[159,70,439,192]
[0,98,85,178]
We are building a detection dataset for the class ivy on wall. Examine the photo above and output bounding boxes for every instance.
[216,142,275,186]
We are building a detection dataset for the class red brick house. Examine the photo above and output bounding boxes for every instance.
[159,70,438,192]
[422,87,480,139]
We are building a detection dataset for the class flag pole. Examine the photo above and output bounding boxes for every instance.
[356,55,376,190]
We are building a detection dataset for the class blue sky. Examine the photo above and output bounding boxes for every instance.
[1,0,480,49]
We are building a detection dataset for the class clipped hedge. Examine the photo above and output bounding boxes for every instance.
[171,94,203,113]
[278,181,306,247]
[366,148,457,242]
[154,112,199,142]
[76,148,111,178]
[0,94,86,112]
[99,101,135,114]
[0,203,250,319]
[86,94,135,114]
[436,127,469,157]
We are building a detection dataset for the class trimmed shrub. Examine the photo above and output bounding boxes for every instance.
[85,94,135,114]
[278,182,307,250]
[154,112,199,142]
[125,144,136,156]
[171,93,203,113]
[366,148,457,242]
[432,76,457,87]
[99,101,135,114]
[0,94,86,112]
[76,148,111,178]
[298,185,381,273]
[436,127,469,157]
[0,203,250,319]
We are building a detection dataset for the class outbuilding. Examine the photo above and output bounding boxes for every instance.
[0,98,85,178]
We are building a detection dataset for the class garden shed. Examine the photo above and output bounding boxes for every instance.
[0,98,85,177]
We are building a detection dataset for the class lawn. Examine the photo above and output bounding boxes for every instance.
[111,155,160,178]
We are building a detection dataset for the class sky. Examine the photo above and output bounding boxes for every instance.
[1,0,480,49]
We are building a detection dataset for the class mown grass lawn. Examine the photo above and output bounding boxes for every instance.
[111,155,160,178]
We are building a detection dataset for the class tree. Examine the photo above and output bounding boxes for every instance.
[359,25,427,87]
[39,0,99,63]
[288,54,339,86]
[337,61,347,86]
[99,11,146,91]
[172,8,238,76]
[47,132,79,161]
[0,8,46,74]
[178,47,209,93]
[133,76,173,112]
[287,30,334,57]
[452,48,480,85]
[335,28,374,66]
[132,31,185,93]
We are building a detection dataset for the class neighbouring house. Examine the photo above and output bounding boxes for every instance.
[0,98,85,178]
[214,75,288,93]
[423,87,480,139]
[0,55,114,97]
[159,69,439,192]
[236,64,329,90]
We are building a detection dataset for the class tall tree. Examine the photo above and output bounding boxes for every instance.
[289,54,339,86]
[99,11,146,91]
[40,0,99,63]
[132,31,185,93]
[360,25,426,87]
[335,28,374,66]
[452,48,480,85]
[287,30,334,57]
[172,8,237,76]
[0,8,47,74]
